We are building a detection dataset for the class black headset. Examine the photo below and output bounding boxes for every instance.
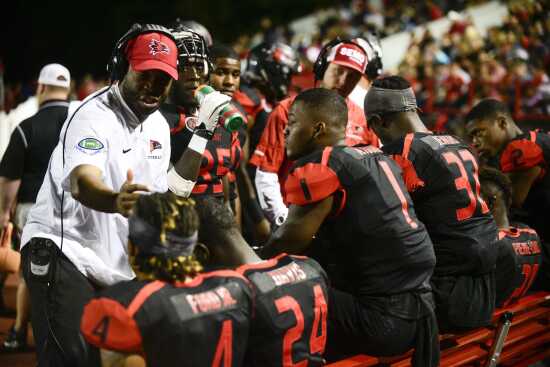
[107,23,177,82]
[362,36,383,81]
[313,37,383,81]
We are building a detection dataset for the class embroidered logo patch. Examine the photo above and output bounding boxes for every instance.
[76,138,104,154]
[149,39,170,56]
[149,140,162,153]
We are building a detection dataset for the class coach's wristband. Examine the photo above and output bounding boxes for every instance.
[188,134,208,154]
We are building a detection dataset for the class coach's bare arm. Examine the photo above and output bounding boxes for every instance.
[70,165,148,217]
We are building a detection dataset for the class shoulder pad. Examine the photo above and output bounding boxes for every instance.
[285,148,341,205]
[500,135,544,172]
[81,296,142,353]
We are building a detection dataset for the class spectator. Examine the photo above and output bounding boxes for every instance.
[0,63,72,352]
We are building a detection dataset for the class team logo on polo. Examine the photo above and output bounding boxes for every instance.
[149,39,170,56]
[147,139,163,159]
[76,138,104,154]
[150,140,162,153]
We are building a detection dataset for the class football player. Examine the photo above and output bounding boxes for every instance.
[208,43,271,243]
[160,21,242,200]
[195,196,330,367]
[261,88,439,366]
[250,38,379,226]
[368,76,499,331]
[465,98,550,242]
[81,192,254,367]
[479,166,545,306]
[234,42,301,158]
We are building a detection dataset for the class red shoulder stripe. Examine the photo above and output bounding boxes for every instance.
[402,133,414,160]
[174,270,251,288]
[127,281,166,317]
[321,147,333,166]
[236,253,289,274]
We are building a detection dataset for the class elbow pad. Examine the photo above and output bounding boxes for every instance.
[167,168,195,198]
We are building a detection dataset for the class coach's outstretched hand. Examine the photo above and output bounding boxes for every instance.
[197,91,231,133]
[116,169,149,217]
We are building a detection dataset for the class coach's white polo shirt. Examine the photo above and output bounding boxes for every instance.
[22,85,171,287]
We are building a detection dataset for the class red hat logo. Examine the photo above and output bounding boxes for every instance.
[149,39,170,56]
[149,139,162,152]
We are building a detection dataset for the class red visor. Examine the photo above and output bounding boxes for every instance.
[126,32,178,80]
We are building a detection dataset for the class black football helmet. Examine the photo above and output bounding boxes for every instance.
[169,20,211,77]
[174,19,213,47]
[242,42,302,101]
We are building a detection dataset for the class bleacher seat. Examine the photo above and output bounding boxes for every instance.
[327,292,550,367]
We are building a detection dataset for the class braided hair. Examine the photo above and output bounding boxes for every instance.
[129,192,203,282]
[479,166,513,209]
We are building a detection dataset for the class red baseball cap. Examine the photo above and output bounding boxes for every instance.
[126,32,178,80]
[327,42,368,74]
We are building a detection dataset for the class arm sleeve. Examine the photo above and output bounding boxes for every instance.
[0,124,28,179]
[500,138,545,173]
[81,297,142,353]
[249,102,289,173]
[60,112,109,191]
[255,168,287,223]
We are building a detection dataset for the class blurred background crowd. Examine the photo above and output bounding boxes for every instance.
[2,0,549,139]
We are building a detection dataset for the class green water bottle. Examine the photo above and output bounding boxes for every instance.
[194,85,244,132]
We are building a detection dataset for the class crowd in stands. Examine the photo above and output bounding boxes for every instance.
[4,1,549,132]
[400,0,550,131]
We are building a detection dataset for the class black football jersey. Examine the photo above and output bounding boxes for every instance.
[383,133,498,276]
[237,254,329,367]
[496,225,542,307]
[81,270,253,367]
[498,131,550,241]
[284,145,436,297]
[160,103,243,197]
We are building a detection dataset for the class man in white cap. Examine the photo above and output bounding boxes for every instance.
[0,63,71,353]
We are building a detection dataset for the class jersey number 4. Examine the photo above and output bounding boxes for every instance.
[212,320,233,367]
[443,149,489,221]
[275,285,328,367]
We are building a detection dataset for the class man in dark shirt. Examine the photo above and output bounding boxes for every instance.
[261,88,439,366]
[366,76,499,332]
[0,63,71,352]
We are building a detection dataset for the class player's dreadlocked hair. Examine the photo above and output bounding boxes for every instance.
[479,166,513,209]
[130,192,203,282]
